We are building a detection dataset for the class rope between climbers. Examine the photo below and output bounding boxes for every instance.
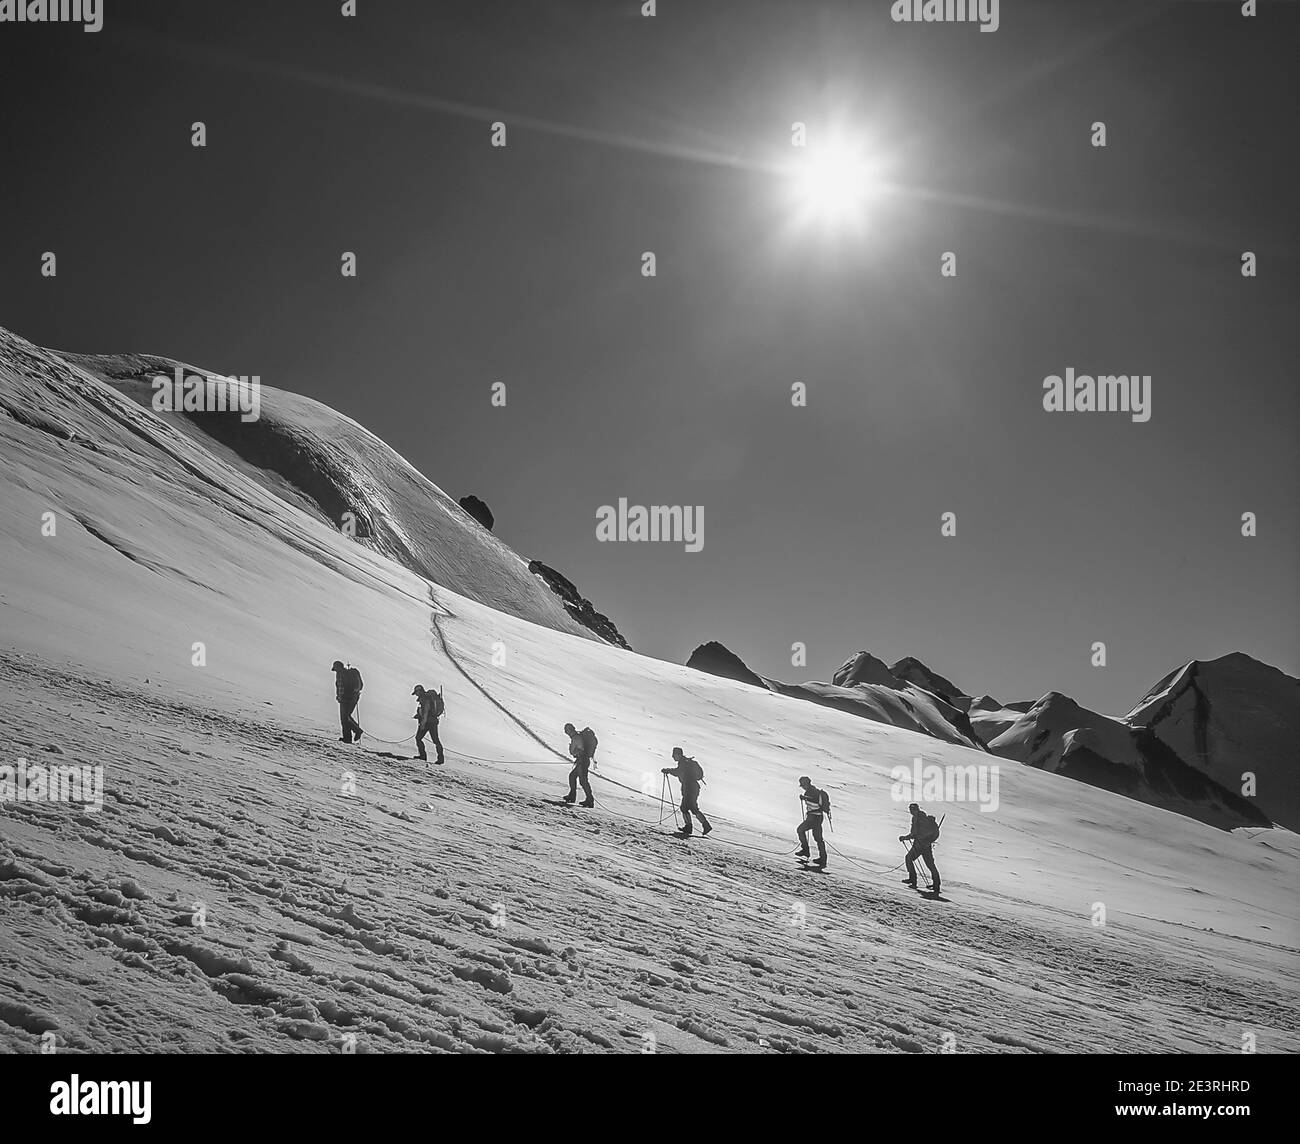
[368,582,928,882]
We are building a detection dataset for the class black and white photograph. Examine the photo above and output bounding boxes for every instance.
[0,0,1295,1120]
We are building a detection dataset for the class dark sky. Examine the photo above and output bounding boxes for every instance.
[2,0,1296,714]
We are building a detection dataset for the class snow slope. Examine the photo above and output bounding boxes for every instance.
[774,679,984,750]
[968,695,1026,745]
[2,326,1297,1053]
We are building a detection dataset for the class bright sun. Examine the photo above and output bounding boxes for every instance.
[785,138,885,233]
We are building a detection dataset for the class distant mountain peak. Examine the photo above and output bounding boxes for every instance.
[1125,652,1299,830]
[889,656,966,703]
[685,641,769,690]
[833,651,900,689]
[989,686,1273,830]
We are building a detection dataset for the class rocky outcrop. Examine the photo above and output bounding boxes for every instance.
[686,642,771,690]
[527,560,631,650]
[458,495,494,531]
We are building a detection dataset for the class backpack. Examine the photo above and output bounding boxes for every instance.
[581,727,598,760]
[429,690,445,720]
[342,666,363,693]
[681,756,705,784]
[915,813,940,844]
[804,786,830,815]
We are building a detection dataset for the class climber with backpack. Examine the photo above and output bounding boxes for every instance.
[662,746,712,837]
[331,660,364,744]
[411,684,445,766]
[561,722,598,807]
[795,776,831,868]
[899,802,942,893]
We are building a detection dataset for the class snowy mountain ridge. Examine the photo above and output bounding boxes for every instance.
[686,637,1292,830]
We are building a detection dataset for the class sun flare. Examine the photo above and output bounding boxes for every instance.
[784,136,886,233]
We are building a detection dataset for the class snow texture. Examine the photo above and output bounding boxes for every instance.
[2,328,1297,1053]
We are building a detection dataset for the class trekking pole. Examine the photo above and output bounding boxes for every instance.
[908,839,933,889]
[659,774,670,826]
[900,838,927,887]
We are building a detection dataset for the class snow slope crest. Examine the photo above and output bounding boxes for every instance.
[59,348,597,641]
